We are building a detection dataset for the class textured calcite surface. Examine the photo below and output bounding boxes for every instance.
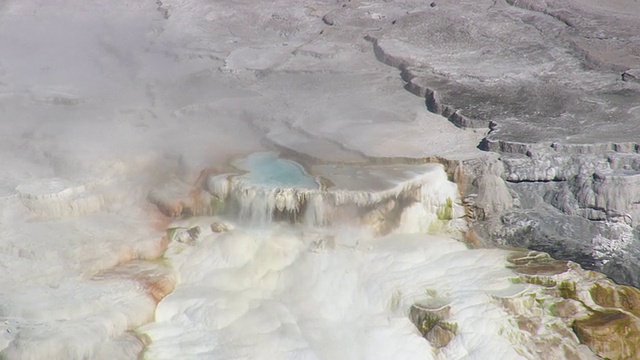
[2,0,640,358]
[140,154,640,360]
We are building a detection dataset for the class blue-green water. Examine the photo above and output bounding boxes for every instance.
[234,152,319,189]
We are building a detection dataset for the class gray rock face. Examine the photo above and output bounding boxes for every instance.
[360,0,640,286]
[494,148,640,225]
[469,174,513,220]
[473,142,640,285]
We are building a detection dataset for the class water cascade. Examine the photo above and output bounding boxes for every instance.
[205,152,466,235]
[139,153,640,359]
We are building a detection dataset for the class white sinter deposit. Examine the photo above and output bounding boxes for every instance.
[0,187,175,359]
[139,154,596,360]
[206,153,465,232]
[2,0,637,359]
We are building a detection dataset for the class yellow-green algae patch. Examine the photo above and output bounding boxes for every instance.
[408,303,457,348]
[436,197,453,220]
[590,282,640,318]
[573,309,640,360]
[504,249,640,359]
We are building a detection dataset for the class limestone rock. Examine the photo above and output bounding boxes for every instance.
[486,171,640,286]
[408,303,456,348]
[582,170,640,226]
[471,174,513,220]
[170,226,202,245]
[425,324,455,348]
[210,222,229,233]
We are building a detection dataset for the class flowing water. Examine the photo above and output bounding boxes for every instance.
[137,154,542,359]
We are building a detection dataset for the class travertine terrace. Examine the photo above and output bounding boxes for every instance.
[2,0,640,359]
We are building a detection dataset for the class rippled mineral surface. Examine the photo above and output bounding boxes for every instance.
[2,0,640,359]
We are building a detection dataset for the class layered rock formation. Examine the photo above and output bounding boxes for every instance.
[149,152,466,237]
[143,153,640,359]
[0,161,177,359]
[201,153,465,235]
[351,0,640,286]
